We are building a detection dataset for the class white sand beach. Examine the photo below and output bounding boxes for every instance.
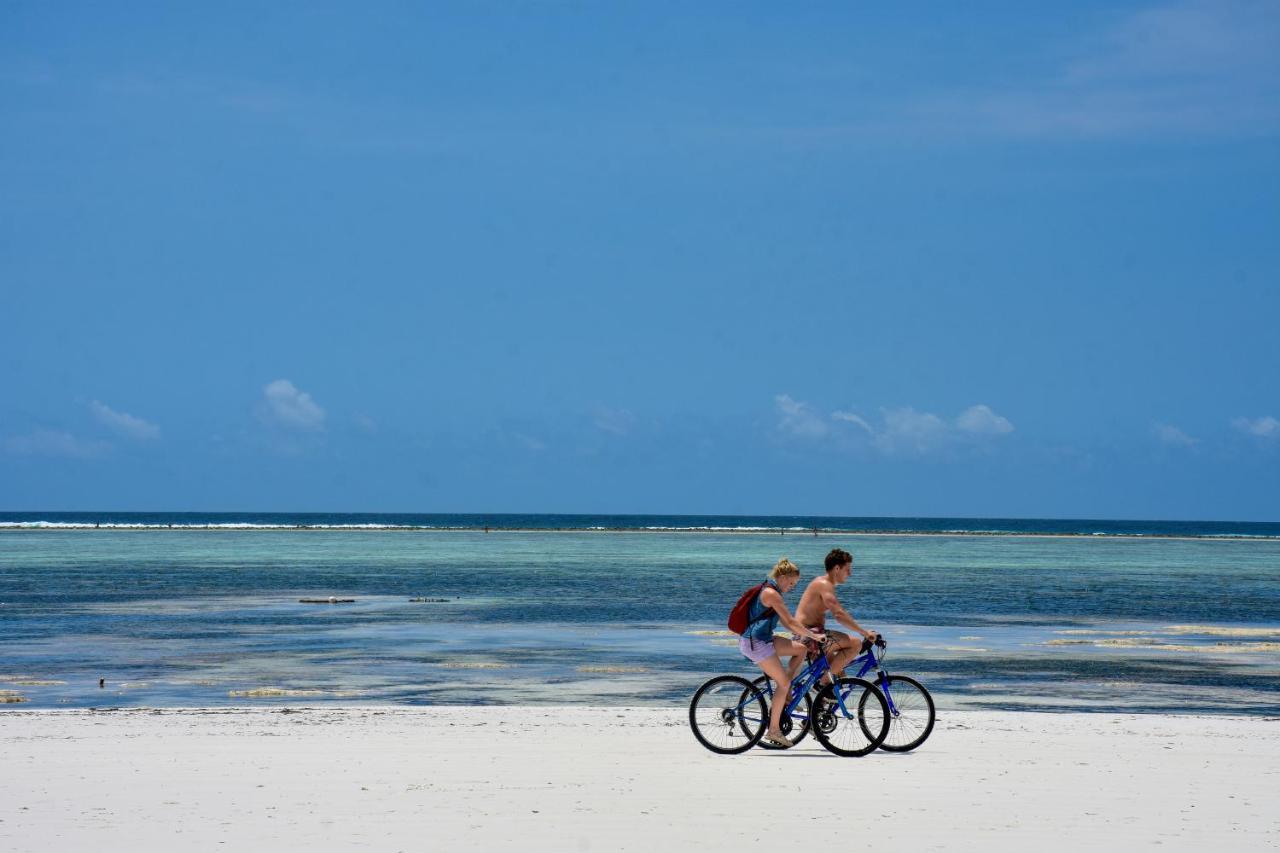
[1,707,1275,852]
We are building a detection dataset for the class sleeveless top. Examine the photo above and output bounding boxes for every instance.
[743,578,780,642]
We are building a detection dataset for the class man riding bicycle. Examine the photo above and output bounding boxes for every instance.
[791,548,879,681]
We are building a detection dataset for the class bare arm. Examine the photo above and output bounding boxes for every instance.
[820,589,877,640]
[760,588,822,641]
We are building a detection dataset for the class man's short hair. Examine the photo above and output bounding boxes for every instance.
[824,548,852,572]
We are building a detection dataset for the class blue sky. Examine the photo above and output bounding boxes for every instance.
[2,1,1277,519]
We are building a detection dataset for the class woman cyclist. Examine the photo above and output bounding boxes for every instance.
[738,558,824,748]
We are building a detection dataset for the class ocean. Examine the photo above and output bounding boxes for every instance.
[1,513,1278,714]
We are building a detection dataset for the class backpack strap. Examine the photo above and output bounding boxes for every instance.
[745,581,777,630]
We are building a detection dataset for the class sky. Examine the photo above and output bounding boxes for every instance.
[2,1,1278,519]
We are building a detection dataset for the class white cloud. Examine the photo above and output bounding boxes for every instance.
[767,0,1280,143]
[781,397,1014,455]
[775,394,829,439]
[593,407,636,437]
[876,407,950,454]
[90,401,160,440]
[4,429,109,458]
[1067,0,1277,84]
[512,432,547,452]
[1153,422,1198,447]
[258,379,325,430]
[831,410,875,434]
[956,404,1015,436]
[1232,415,1280,439]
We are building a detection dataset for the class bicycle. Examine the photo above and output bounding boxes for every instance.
[749,636,935,753]
[688,637,890,756]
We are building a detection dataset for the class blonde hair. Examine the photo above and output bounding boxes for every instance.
[770,558,800,579]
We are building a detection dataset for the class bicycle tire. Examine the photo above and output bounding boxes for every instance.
[689,675,768,755]
[744,675,813,749]
[860,675,935,752]
[810,677,889,757]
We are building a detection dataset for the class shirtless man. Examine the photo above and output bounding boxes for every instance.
[791,548,879,679]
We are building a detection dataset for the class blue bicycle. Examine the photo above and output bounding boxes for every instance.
[749,637,935,753]
[688,637,890,757]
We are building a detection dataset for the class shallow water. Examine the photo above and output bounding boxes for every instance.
[1,529,1277,713]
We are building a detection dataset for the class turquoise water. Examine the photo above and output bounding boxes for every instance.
[1,528,1278,713]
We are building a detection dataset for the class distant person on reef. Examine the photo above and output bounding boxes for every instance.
[792,548,879,681]
[738,558,824,748]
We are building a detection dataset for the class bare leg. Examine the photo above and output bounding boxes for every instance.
[820,631,857,682]
[756,654,792,738]
[774,637,807,682]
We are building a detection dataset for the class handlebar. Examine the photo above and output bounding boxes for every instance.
[803,634,887,660]
[859,636,888,654]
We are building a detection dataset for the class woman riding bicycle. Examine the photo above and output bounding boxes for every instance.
[739,558,825,748]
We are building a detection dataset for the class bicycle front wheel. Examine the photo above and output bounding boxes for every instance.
[689,675,768,755]
[745,675,813,750]
[862,675,935,752]
[811,677,888,757]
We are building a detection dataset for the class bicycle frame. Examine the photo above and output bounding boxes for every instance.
[753,641,902,721]
[848,642,901,716]
[737,645,856,726]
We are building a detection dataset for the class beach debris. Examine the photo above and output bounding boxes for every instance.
[1166,625,1280,638]
[299,597,354,604]
[228,687,328,698]
[3,679,66,686]
[0,690,28,703]
[409,597,450,602]
[1055,629,1157,636]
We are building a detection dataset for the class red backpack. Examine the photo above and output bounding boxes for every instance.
[727,582,768,635]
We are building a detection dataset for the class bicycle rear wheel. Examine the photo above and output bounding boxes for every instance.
[811,677,888,757]
[861,675,935,752]
[689,675,768,755]
[744,675,813,749]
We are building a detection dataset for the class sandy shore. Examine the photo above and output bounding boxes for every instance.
[1,707,1275,852]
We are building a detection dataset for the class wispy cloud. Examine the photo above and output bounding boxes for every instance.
[511,432,548,452]
[3,429,109,459]
[257,380,326,431]
[90,400,160,440]
[83,69,541,156]
[777,396,1014,455]
[753,0,1280,145]
[877,404,1014,454]
[830,410,874,435]
[1232,415,1279,439]
[775,394,831,439]
[911,0,1280,139]
[1153,422,1198,447]
[875,407,951,454]
[956,404,1015,436]
[593,407,637,437]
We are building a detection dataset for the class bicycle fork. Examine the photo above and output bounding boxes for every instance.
[875,668,900,717]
